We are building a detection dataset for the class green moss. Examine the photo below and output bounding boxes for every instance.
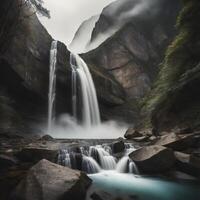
[140,0,200,129]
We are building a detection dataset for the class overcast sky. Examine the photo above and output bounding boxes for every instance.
[39,0,115,46]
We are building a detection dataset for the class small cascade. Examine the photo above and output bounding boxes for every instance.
[89,146,116,170]
[82,156,101,174]
[70,53,100,127]
[48,40,58,133]
[116,156,139,174]
[58,143,139,175]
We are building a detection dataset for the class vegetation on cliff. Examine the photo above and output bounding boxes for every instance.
[141,0,200,132]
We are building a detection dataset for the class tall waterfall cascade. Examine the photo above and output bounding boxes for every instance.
[58,143,139,175]
[48,40,58,133]
[70,53,101,127]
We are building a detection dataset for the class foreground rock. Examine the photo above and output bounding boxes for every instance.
[12,159,92,200]
[129,145,175,173]
[155,133,195,150]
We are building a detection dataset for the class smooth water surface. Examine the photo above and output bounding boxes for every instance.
[88,171,200,200]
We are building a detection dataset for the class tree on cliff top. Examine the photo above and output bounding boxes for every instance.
[27,0,50,18]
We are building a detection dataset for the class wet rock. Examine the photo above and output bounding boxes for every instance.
[129,145,175,173]
[0,154,18,169]
[124,129,142,140]
[175,152,200,177]
[40,135,54,141]
[16,142,60,163]
[112,141,125,154]
[12,159,92,200]
[155,133,195,151]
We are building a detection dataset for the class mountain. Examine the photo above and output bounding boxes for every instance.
[87,0,181,50]
[84,0,182,100]
[69,15,99,53]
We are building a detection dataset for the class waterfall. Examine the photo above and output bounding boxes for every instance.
[58,143,139,175]
[116,156,139,174]
[48,40,58,133]
[89,146,116,170]
[82,156,101,174]
[70,53,100,127]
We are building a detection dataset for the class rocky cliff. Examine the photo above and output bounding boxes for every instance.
[141,0,200,133]
[0,0,127,134]
[84,0,181,100]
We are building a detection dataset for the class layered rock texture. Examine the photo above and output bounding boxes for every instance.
[84,0,181,100]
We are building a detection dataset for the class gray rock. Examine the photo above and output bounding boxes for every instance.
[124,128,142,140]
[155,133,195,151]
[12,159,92,200]
[129,145,175,173]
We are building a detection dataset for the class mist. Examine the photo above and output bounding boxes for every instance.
[45,114,128,139]
[83,0,161,52]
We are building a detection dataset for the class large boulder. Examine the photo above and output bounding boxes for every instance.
[12,159,92,200]
[16,142,60,163]
[129,145,175,173]
[155,133,195,151]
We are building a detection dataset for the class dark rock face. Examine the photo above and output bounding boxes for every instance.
[0,154,18,169]
[84,0,181,100]
[129,145,175,173]
[12,159,92,200]
[141,1,200,132]
[112,140,125,154]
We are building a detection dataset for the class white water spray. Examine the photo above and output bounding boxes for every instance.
[48,40,58,133]
[70,53,100,127]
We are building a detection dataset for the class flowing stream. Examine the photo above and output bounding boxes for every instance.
[58,143,138,174]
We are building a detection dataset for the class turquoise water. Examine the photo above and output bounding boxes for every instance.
[88,171,200,200]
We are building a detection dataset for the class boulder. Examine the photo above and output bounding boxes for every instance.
[40,135,54,141]
[155,133,194,151]
[17,142,60,163]
[12,159,92,200]
[124,128,142,140]
[129,145,175,173]
[112,141,125,154]
[175,152,200,177]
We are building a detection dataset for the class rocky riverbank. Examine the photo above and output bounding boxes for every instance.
[1,128,200,200]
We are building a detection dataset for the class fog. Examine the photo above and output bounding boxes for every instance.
[39,0,115,45]
[45,114,129,139]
